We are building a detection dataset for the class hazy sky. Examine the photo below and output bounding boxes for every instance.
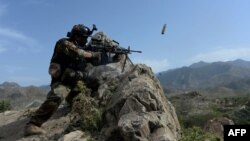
[1,0,250,86]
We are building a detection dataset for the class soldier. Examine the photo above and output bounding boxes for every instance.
[24,24,101,136]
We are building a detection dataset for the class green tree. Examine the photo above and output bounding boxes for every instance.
[0,100,11,113]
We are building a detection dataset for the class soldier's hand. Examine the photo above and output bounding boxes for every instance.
[91,52,101,62]
[83,51,92,58]
[78,49,93,58]
[91,52,100,58]
[75,71,87,80]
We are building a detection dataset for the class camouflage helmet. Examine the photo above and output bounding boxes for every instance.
[89,32,118,47]
[67,24,91,38]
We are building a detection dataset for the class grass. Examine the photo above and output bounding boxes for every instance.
[179,126,221,141]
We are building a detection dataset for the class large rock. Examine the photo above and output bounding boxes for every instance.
[204,117,234,138]
[98,64,181,141]
[58,130,85,141]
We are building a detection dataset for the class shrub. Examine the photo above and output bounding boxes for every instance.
[179,126,220,141]
[181,113,219,128]
[0,100,11,113]
[71,92,102,131]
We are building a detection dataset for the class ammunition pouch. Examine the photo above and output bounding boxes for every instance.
[61,68,87,85]
[84,75,100,91]
[61,68,100,91]
[48,63,61,78]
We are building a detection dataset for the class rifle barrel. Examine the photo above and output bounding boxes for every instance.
[130,50,142,53]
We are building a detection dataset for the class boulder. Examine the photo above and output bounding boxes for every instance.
[98,64,181,141]
[58,130,85,141]
[204,117,234,137]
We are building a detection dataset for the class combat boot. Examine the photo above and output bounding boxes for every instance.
[24,123,46,136]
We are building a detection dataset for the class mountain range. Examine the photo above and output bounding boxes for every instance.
[2,59,250,108]
[0,82,49,109]
[157,59,250,96]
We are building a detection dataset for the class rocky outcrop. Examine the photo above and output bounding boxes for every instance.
[0,63,181,141]
[204,117,234,138]
[97,64,181,141]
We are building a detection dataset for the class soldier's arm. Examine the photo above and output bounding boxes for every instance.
[56,39,95,58]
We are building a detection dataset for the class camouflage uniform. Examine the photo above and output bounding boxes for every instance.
[29,38,93,127]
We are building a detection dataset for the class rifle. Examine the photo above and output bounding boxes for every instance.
[87,40,142,72]
[89,44,142,54]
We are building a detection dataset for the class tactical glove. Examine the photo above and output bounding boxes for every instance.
[88,52,101,65]
[92,52,101,59]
